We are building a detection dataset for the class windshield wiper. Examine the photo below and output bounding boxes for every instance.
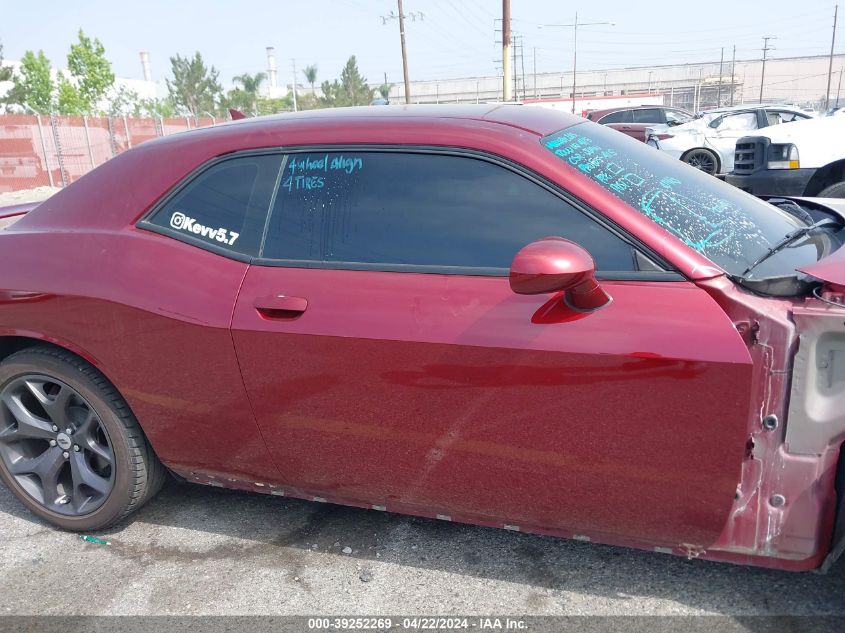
[742,218,840,277]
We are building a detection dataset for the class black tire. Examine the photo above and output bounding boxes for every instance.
[0,346,166,530]
[682,148,719,175]
[817,181,845,198]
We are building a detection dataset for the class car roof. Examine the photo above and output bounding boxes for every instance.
[701,104,805,115]
[16,105,586,232]
[204,104,582,138]
[587,104,681,118]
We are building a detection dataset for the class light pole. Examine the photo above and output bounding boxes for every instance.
[540,14,614,114]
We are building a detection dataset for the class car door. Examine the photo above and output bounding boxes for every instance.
[705,111,760,172]
[628,108,665,142]
[230,149,753,548]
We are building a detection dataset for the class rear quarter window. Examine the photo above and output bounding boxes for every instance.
[598,110,632,124]
[145,154,283,257]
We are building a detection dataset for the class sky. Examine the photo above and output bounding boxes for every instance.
[0,0,840,89]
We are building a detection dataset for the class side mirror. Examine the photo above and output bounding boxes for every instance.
[509,237,612,312]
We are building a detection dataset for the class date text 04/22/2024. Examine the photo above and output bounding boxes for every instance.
[306,617,527,630]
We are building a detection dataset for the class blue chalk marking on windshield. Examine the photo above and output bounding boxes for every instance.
[542,129,769,261]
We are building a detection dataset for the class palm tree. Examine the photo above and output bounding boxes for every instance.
[232,71,267,113]
[303,65,318,96]
[378,83,392,100]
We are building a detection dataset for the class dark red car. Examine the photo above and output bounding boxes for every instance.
[586,105,693,141]
[2,105,845,572]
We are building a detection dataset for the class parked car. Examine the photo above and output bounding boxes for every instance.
[727,115,845,197]
[585,105,693,141]
[2,105,845,572]
[646,105,813,175]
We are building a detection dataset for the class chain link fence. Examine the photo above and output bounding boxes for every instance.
[0,114,217,193]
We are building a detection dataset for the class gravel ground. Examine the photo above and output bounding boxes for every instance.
[0,186,61,207]
[0,478,843,616]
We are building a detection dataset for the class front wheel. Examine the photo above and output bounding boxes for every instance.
[818,181,845,198]
[0,346,166,530]
[682,148,719,175]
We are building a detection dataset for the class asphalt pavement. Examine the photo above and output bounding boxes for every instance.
[1,477,844,616]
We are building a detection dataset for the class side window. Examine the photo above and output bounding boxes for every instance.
[631,108,663,124]
[665,109,692,126]
[598,110,632,124]
[262,152,639,273]
[146,154,283,256]
[715,112,758,131]
[766,111,785,126]
[771,110,807,124]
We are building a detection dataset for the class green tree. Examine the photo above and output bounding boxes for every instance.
[232,71,266,113]
[377,82,392,100]
[255,94,293,115]
[295,92,322,111]
[320,56,373,107]
[105,85,141,116]
[56,74,86,114]
[6,50,54,113]
[132,97,175,118]
[222,87,251,114]
[0,43,13,83]
[165,52,222,117]
[303,64,318,95]
[65,30,114,112]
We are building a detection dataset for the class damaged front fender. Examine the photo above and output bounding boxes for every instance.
[696,276,845,571]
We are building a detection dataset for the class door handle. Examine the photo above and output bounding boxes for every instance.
[254,295,308,319]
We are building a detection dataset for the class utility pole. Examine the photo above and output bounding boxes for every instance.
[503,0,512,101]
[381,2,421,104]
[519,36,525,101]
[398,0,411,104]
[291,58,298,112]
[826,4,839,111]
[760,36,775,104]
[838,66,843,107]
[533,46,537,99]
[571,12,578,112]
[730,45,736,105]
[512,35,518,99]
[539,14,613,114]
[717,47,724,106]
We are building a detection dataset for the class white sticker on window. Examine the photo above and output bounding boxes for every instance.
[169,211,239,246]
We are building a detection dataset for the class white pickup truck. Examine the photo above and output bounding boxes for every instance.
[726,115,845,197]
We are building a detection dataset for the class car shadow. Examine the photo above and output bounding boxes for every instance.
[2,478,844,615]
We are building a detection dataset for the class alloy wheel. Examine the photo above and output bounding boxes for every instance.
[686,150,717,174]
[0,375,115,516]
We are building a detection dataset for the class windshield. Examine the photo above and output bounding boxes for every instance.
[541,122,841,281]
